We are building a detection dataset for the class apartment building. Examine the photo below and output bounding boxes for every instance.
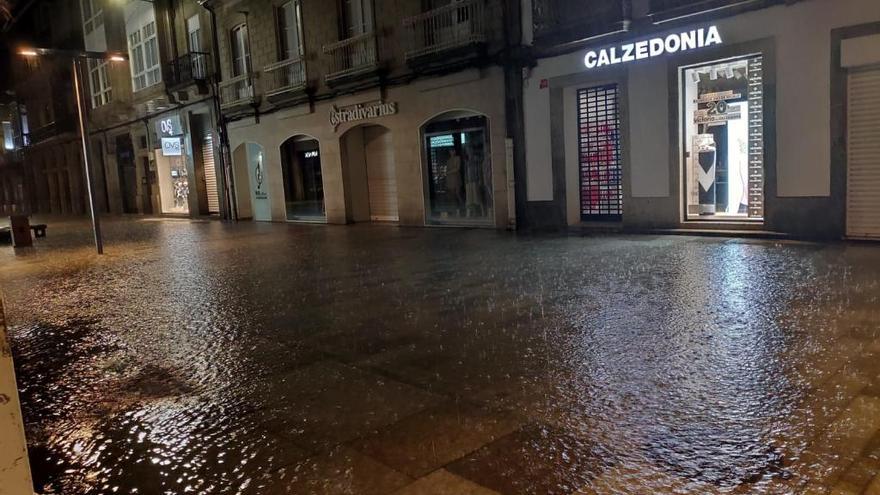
[0,98,28,215]
[212,0,519,228]
[5,0,89,216]
[521,0,880,239]
[80,0,226,218]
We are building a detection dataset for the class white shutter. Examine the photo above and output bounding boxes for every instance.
[847,68,880,239]
[201,131,220,214]
[364,126,398,221]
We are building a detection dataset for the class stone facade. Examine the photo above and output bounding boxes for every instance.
[215,0,516,229]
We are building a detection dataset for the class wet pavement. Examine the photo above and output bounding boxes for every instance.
[1,216,879,495]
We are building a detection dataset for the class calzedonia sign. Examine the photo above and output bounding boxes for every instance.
[584,26,723,69]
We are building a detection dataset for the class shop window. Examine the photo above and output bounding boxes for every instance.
[577,84,623,220]
[281,136,325,220]
[423,114,493,224]
[681,55,764,220]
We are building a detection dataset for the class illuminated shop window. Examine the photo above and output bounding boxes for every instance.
[423,114,493,224]
[681,55,764,220]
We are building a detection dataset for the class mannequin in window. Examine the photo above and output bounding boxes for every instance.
[445,148,463,215]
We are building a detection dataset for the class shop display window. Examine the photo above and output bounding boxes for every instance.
[681,55,764,220]
[155,153,190,214]
[423,115,493,224]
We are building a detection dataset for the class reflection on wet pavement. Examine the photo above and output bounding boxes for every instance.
[1,217,880,494]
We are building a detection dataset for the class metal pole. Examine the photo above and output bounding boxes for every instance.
[72,57,104,254]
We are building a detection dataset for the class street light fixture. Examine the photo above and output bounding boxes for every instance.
[18,47,128,255]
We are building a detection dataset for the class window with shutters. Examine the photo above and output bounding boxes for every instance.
[230,24,251,77]
[277,1,305,60]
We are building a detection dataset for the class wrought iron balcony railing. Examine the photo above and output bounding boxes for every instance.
[219,73,257,109]
[403,0,487,60]
[323,32,378,82]
[165,51,211,88]
[263,57,307,96]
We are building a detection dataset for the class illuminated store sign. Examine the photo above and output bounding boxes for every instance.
[584,26,723,69]
[161,137,182,156]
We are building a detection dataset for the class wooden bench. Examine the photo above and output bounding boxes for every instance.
[30,224,47,238]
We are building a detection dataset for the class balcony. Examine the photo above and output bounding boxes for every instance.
[323,32,379,84]
[165,52,212,92]
[262,57,308,102]
[403,0,487,64]
[219,73,258,110]
[532,0,628,46]
[648,0,774,23]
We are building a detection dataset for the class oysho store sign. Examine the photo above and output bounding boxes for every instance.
[584,26,723,69]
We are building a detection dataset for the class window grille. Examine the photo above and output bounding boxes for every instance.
[577,84,623,219]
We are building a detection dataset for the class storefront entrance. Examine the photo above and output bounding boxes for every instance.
[115,134,139,214]
[280,135,325,221]
[422,111,493,225]
[846,67,880,239]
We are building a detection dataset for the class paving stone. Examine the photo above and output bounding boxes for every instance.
[391,469,500,495]
[446,423,613,495]
[350,400,522,478]
[258,446,412,495]
[255,361,443,450]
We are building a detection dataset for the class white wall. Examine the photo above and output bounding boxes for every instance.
[0,305,33,495]
[523,0,880,202]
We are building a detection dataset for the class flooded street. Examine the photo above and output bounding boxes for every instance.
[1,217,879,495]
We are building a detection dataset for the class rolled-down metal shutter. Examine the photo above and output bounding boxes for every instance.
[201,131,221,214]
[364,126,398,222]
[847,68,880,239]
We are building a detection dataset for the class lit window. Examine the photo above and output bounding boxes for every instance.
[2,122,13,150]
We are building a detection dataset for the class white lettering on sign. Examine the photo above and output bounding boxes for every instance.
[304,150,319,158]
[161,137,182,156]
[329,101,397,130]
[584,26,723,69]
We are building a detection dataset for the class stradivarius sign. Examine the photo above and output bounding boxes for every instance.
[584,26,723,69]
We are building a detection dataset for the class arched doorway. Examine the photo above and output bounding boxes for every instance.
[340,124,398,222]
[421,110,493,225]
[280,135,325,221]
[232,142,271,221]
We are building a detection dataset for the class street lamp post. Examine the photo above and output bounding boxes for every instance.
[18,48,127,255]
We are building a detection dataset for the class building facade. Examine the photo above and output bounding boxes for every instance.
[521,0,880,239]
[4,0,89,216]
[80,0,228,219]
[213,0,518,229]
